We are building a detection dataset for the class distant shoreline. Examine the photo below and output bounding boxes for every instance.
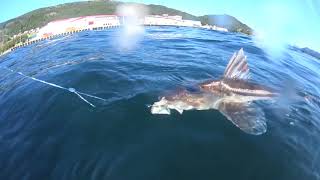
[1,14,229,57]
[0,1,253,55]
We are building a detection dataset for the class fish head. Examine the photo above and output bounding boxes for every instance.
[151,91,201,114]
[150,97,171,114]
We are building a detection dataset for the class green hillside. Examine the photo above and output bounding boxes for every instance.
[0,1,121,37]
[199,15,253,35]
[0,0,253,53]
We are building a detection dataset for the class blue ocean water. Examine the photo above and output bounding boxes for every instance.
[0,27,319,180]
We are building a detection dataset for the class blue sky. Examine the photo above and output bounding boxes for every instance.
[125,0,320,51]
[1,0,319,51]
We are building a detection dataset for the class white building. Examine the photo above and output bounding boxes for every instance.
[35,15,120,39]
[32,14,227,41]
[85,15,121,28]
[202,24,228,32]
[181,19,202,27]
[144,14,201,27]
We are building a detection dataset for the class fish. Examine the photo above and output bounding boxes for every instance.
[150,48,278,135]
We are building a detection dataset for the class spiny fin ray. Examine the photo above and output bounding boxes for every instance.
[223,48,250,80]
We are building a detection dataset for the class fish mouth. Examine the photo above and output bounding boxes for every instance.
[150,97,171,114]
[150,104,171,114]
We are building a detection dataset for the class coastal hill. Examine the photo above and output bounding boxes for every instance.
[199,15,252,35]
[0,0,253,39]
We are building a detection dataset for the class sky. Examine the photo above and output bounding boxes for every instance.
[1,0,319,51]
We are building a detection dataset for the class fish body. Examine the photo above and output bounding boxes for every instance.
[151,48,277,135]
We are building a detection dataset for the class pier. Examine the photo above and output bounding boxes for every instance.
[10,25,120,52]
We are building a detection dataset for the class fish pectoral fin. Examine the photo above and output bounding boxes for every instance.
[175,108,184,114]
[218,101,267,135]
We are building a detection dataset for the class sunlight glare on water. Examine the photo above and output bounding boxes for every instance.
[115,4,148,51]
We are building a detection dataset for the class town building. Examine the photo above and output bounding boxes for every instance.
[35,15,121,39]
[201,24,228,32]
[144,14,202,27]
[5,14,229,53]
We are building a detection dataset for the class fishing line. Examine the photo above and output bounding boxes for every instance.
[1,67,106,107]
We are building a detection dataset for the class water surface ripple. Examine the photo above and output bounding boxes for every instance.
[0,27,319,180]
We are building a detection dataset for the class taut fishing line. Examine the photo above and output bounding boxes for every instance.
[1,67,106,107]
